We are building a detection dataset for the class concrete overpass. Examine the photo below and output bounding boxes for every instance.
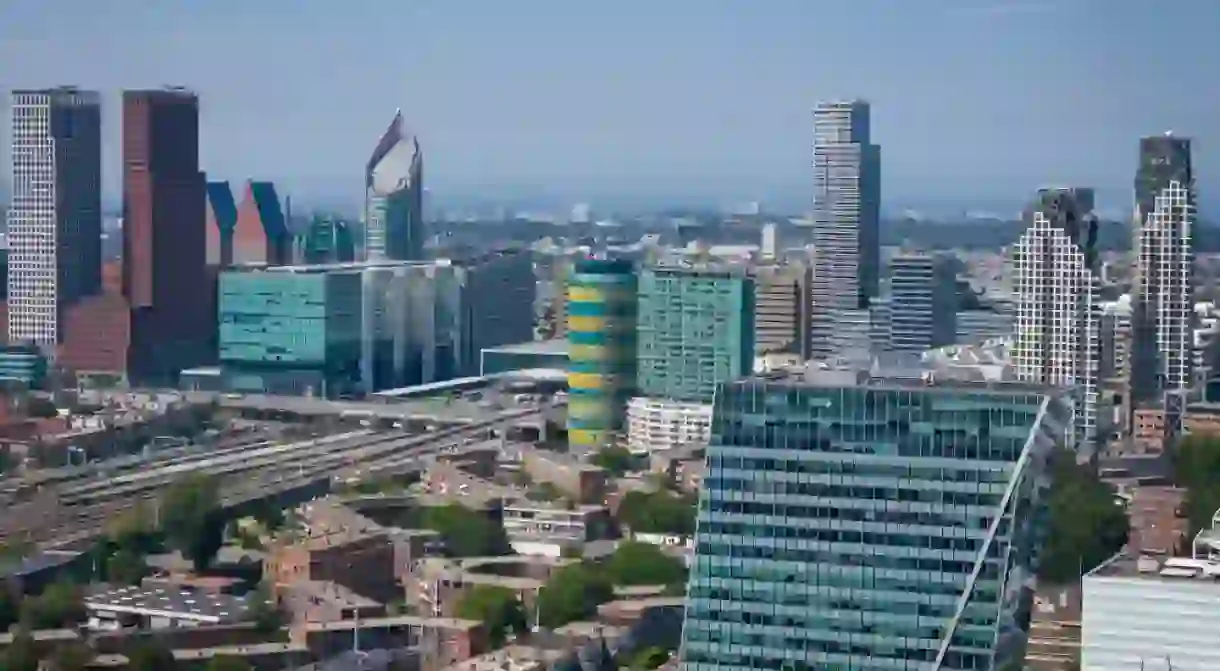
[210,393,560,434]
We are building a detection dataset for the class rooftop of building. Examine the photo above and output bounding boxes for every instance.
[438,645,562,671]
[481,339,570,356]
[1086,553,1220,586]
[285,580,383,610]
[744,358,1057,398]
[84,584,258,623]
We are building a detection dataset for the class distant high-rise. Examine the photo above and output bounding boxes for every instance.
[233,180,291,265]
[205,181,237,267]
[122,88,208,383]
[1011,187,1100,447]
[302,215,356,265]
[364,111,424,262]
[7,87,102,347]
[1129,134,1195,407]
[809,99,881,359]
[889,253,958,353]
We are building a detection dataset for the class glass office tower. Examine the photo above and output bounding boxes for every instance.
[681,367,1071,670]
[636,264,755,403]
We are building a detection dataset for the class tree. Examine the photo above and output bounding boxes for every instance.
[628,646,671,670]
[0,630,39,671]
[0,589,19,633]
[618,490,696,536]
[204,657,251,671]
[454,586,528,648]
[25,397,59,419]
[106,548,149,586]
[536,563,614,629]
[160,474,225,571]
[248,583,283,634]
[420,505,510,557]
[1037,450,1129,584]
[591,446,633,477]
[127,640,178,671]
[1175,435,1220,538]
[604,542,687,587]
[45,642,94,671]
[106,503,159,555]
[20,583,85,630]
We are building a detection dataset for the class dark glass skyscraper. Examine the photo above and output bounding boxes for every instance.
[682,367,1069,670]
[122,88,208,382]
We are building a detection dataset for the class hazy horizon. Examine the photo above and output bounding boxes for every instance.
[2,0,1218,216]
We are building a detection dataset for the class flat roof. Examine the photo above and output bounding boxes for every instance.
[85,585,257,623]
[481,339,570,356]
[1086,552,1220,587]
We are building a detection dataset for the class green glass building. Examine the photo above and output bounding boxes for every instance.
[566,259,637,451]
[681,368,1070,670]
[218,267,363,397]
[637,265,754,403]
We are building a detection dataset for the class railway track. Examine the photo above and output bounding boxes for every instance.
[6,405,548,551]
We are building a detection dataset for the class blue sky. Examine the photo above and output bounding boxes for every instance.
[2,0,1218,213]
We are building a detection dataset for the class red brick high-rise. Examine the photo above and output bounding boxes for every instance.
[121,88,209,383]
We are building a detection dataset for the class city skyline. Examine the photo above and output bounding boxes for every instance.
[1,0,1218,214]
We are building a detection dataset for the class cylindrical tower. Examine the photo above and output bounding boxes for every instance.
[566,259,637,452]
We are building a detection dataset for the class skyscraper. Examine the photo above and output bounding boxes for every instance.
[889,253,958,353]
[1011,187,1101,447]
[1129,134,1195,407]
[809,99,881,359]
[122,88,208,383]
[7,87,102,348]
[205,181,237,268]
[567,259,638,452]
[364,110,424,262]
[636,264,755,404]
[681,366,1070,670]
[233,180,291,265]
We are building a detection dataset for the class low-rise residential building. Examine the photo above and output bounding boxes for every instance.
[267,530,398,604]
[279,580,385,625]
[502,500,613,557]
[521,450,607,505]
[84,585,258,631]
[625,397,712,454]
[1025,586,1082,671]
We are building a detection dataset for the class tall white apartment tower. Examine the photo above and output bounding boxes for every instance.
[809,100,881,359]
[6,88,103,348]
[1011,187,1101,448]
[1129,134,1195,408]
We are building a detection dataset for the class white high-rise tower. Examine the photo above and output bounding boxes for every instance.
[1011,187,1101,448]
[6,88,102,348]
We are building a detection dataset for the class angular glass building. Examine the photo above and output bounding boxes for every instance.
[364,110,425,262]
[636,264,754,403]
[567,259,638,452]
[682,367,1071,670]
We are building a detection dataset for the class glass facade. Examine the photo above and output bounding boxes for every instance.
[682,372,1068,670]
[567,259,638,452]
[637,266,754,403]
[0,344,47,388]
[218,269,362,397]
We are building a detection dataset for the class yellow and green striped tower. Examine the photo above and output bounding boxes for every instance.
[565,259,637,451]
